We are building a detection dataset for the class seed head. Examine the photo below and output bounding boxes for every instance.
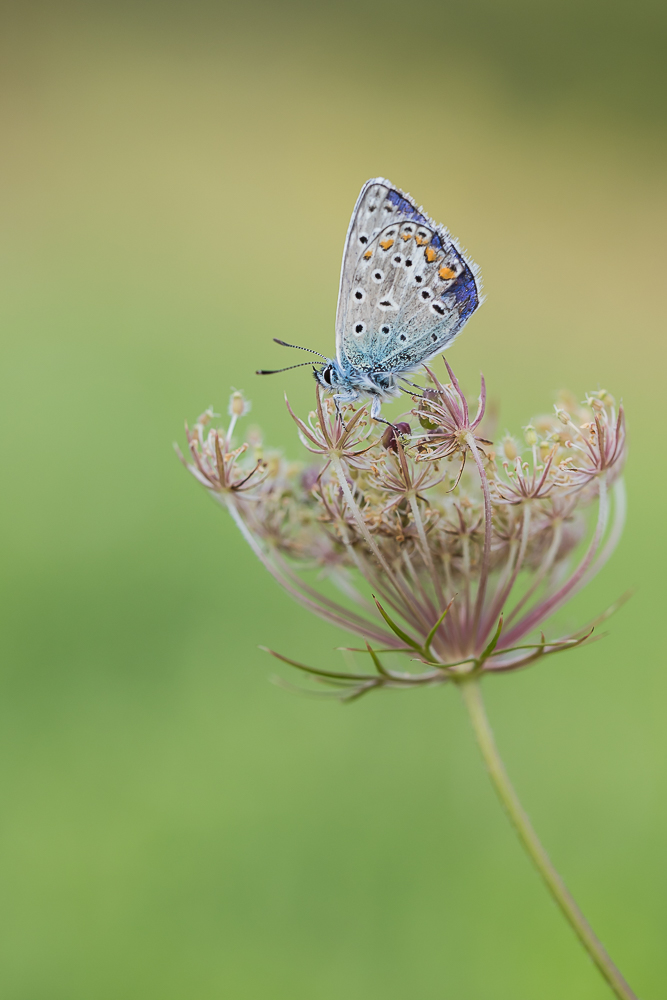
[228,390,251,418]
[180,362,628,700]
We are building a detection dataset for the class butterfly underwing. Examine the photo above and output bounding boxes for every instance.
[258,177,482,421]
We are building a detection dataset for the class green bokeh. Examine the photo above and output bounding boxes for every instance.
[0,4,665,997]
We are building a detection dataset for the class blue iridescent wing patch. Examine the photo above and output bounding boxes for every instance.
[336,178,481,375]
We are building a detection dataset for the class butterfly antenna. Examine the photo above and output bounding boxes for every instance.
[273,338,328,360]
[256,362,319,375]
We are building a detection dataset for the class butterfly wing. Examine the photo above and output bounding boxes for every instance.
[336,178,481,374]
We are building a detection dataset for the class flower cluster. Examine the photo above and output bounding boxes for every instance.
[179,363,627,700]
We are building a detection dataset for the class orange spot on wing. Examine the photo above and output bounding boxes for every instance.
[363,249,373,259]
[400,232,411,242]
[425,247,438,263]
[379,238,394,251]
[415,234,430,245]
[439,265,456,280]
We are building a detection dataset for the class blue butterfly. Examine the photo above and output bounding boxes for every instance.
[258,177,482,421]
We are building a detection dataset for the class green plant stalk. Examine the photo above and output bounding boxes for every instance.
[459,677,638,1000]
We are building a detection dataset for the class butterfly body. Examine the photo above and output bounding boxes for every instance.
[314,359,403,416]
[260,178,482,420]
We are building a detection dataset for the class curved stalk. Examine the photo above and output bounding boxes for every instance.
[459,677,637,1000]
[465,432,493,640]
[330,455,401,592]
[483,506,532,637]
[503,475,609,646]
[330,454,432,633]
[505,517,562,626]
[224,498,396,645]
[409,494,447,611]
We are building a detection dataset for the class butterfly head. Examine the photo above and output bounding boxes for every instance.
[313,361,345,392]
[313,361,401,412]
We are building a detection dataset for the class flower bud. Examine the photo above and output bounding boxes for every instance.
[418,390,440,430]
[523,424,538,447]
[587,389,615,408]
[382,422,411,453]
[539,440,552,462]
[534,417,554,435]
[265,454,281,477]
[502,435,518,461]
[556,389,578,411]
[301,467,320,493]
[247,426,263,450]
[228,390,250,417]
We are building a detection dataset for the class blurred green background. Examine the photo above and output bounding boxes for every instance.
[0,2,665,997]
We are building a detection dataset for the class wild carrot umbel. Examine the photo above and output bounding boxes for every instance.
[180,362,626,690]
[179,362,636,999]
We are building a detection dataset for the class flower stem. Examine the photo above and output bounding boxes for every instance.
[459,677,638,1000]
[465,431,492,640]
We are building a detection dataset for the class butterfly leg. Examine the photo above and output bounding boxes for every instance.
[399,385,426,401]
[398,377,426,399]
[333,390,359,428]
[370,395,399,432]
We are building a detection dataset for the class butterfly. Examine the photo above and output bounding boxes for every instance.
[258,177,482,422]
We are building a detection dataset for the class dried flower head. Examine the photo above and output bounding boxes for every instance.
[180,369,627,700]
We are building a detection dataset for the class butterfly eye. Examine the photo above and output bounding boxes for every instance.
[354,288,366,302]
[372,270,384,282]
